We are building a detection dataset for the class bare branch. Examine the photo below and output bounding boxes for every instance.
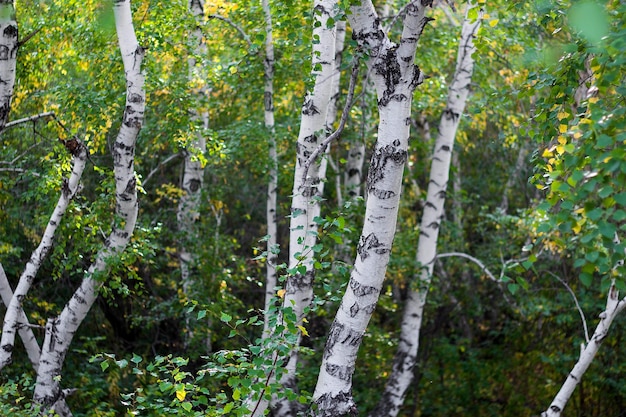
[301,59,360,183]
[545,271,590,344]
[437,251,498,281]
[3,111,56,130]
[142,152,182,187]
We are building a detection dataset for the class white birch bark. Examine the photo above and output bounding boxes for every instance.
[309,2,431,415]
[0,0,17,129]
[370,5,481,416]
[0,263,40,371]
[0,140,87,370]
[542,282,626,417]
[262,0,278,336]
[31,2,144,414]
[179,0,208,349]
[274,2,337,414]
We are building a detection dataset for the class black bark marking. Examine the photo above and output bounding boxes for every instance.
[310,391,358,417]
[443,108,460,123]
[128,92,143,103]
[349,302,359,317]
[324,322,344,359]
[367,142,408,190]
[286,270,314,293]
[188,178,201,193]
[370,188,396,199]
[122,177,136,198]
[325,362,355,381]
[264,91,273,112]
[357,233,388,261]
[302,97,320,116]
[550,405,561,412]
[303,134,318,144]
[3,25,17,39]
[349,278,378,297]
[61,178,70,198]
[0,45,7,60]
[1,343,12,353]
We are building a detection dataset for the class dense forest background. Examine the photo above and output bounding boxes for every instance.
[1,0,625,416]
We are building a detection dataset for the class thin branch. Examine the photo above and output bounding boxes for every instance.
[142,152,182,186]
[545,271,590,343]
[0,167,41,177]
[437,252,498,281]
[207,14,252,49]
[2,111,56,131]
[301,59,360,183]
[17,27,43,47]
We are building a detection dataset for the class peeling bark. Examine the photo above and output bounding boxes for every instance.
[309,1,431,415]
[31,1,144,413]
[370,5,482,416]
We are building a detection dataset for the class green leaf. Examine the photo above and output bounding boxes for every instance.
[197,310,207,320]
[220,312,232,323]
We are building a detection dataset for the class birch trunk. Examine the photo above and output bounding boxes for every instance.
[542,282,626,417]
[0,141,87,370]
[309,2,431,415]
[274,2,337,414]
[262,0,278,336]
[179,0,208,349]
[31,2,144,414]
[370,6,481,416]
[0,0,17,129]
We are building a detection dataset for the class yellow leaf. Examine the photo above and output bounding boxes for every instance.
[542,148,553,158]
[489,19,499,27]
[557,135,567,145]
[176,388,186,401]
[297,325,309,337]
[483,13,491,19]
[588,97,599,104]
[556,145,565,155]
[559,124,568,133]
[277,289,286,299]
[557,111,569,120]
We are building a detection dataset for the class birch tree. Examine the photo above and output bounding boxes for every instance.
[371,5,482,415]
[7,1,145,414]
[276,0,338,410]
[309,1,432,414]
[178,0,208,349]
[262,0,278,337]
[0,0,17,129]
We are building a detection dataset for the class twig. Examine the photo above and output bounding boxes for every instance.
[301,59,360,183]
[208,14,252,49]
[545,271,590,343]
[17,27,43,47]
[142,152,182,186]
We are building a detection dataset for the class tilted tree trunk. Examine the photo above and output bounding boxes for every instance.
[0,141,87,371]
[30,2,145,414]
[273,1,337,415]
[542,282,626,417]
[0,0,17,129]
[178,0,208,349]
[370,5,482,416]
[308,2,432,415]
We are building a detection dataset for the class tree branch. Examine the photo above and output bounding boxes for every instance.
[545,271,590,344]
[3,111,56,130]
[301,59,360,183]
[207,14,252,49]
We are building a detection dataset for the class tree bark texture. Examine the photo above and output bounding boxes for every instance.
[309,1,432,415]
[0,0,17,129]
[0,141,87,371]
[262,0,278,337]
[274,1,338,415]
[542,283,626,417]
[31,1,145,414]
[179,0,208,349]
[371,5,481,416]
